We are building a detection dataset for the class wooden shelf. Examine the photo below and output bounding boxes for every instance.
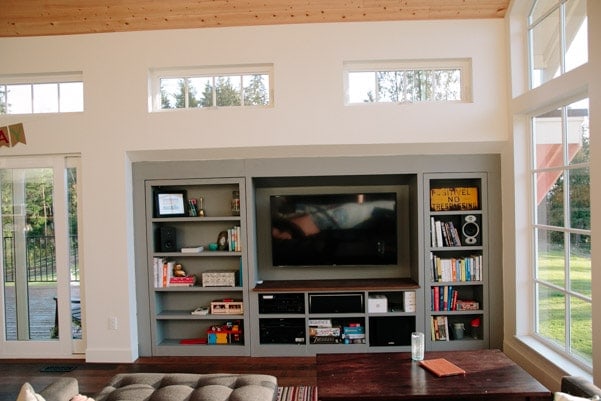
[253,278,419,292]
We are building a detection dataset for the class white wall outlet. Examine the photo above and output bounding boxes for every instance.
[108,316,118,330]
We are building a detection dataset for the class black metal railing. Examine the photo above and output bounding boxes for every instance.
[2,235,79,282]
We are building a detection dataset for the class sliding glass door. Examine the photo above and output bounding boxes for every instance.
[0,156,83,357]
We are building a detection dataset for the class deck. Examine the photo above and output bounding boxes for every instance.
[3,284,81,340]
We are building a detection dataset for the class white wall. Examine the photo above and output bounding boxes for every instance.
[0,19,508,362]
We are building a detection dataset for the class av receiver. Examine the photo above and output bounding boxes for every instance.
[259,293,305,314]
[259,318,306,344]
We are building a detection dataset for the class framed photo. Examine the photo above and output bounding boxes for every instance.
[155,190,187,217]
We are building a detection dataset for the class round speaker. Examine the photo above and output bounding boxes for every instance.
[462,215,479,245]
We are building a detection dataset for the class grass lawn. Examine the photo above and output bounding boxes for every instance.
[537,248,592,362]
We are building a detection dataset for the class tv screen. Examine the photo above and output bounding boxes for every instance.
[270,192,397,266]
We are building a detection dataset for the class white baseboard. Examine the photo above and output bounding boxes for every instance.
[84,347,138,363]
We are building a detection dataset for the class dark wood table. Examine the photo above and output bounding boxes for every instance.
[317,349,552,400]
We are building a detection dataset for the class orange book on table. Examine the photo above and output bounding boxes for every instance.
[419,358,466,377]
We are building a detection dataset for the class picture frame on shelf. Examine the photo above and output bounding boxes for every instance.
[155,189,187,217]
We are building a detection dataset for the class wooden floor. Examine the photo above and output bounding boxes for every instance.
[0,356,317,399]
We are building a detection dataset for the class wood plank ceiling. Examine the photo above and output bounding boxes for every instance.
[0,0,509,38]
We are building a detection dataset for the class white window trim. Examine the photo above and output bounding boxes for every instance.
[0,72,83,85]
[343,58,473,105]
[148,64,274,112]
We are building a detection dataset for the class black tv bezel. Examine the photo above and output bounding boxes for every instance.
[268,191,398,267]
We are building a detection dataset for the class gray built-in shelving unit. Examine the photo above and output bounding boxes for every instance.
[424,173,490,350]
[145,178,249,356]
[132,155,502,357]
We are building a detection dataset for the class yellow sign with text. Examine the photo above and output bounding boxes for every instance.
[430,187,479,211]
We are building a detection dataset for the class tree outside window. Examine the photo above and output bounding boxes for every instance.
[159,73,269,109]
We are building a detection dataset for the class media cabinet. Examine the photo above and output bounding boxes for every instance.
[132,154,502,357]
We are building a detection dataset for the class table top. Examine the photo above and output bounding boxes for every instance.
[317,349,552,400]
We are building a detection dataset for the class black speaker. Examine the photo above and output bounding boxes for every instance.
[461,214,481,246]
[369,316,414,346]
[158,226,177,252]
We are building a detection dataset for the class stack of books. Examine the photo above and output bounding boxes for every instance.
[169,275,196,287]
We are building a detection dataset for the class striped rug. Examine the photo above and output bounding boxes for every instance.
[277,386,318,401]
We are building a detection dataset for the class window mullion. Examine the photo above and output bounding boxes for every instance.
[211,77,216,107]
[57,83,61,112]
[184,78,190,108]
[1,85,6,112]
[561,103,570,355]
[240,76,245,107]
[30,84,36,114]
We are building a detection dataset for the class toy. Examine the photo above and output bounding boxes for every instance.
[173,263,186,277]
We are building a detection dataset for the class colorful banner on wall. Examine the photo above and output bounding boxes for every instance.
[0,123,27,147]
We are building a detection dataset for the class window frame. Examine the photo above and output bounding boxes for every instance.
[507,0,593,380]
[527,0,588,89]
[148,64,274,112]
[529,96,591,371]
[343,58,472,105]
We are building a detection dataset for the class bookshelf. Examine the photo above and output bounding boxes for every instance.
[145,178,250,356]
[132,155,502,357]
[424,173,489,350]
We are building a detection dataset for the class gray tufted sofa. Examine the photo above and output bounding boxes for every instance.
[561,376,601,399]
[94,373,279,401]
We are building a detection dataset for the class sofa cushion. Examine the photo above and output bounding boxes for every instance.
[94,373,278,401]
[17,383,45,401]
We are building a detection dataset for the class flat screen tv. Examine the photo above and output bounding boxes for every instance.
[270,192,397,266]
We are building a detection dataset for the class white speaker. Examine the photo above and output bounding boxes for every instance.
[461,215,480,245]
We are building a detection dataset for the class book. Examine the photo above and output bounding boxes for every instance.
[435,220,444,247]
[181,246,204,253]
[437,316,449,341]
[419,358,466,377]
[153,257,166,288]
[431,316,449,341]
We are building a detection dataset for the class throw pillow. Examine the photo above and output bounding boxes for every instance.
[16,383,45,401]
[555,392,595,401]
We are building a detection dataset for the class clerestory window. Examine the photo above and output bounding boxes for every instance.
[344,59,472,104]
[0,73,84,115]
[149,65,273,111]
